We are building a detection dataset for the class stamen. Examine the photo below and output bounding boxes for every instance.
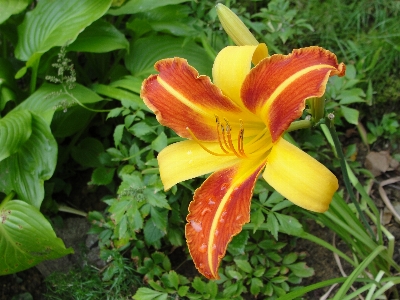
[238,120,247,157]
[224,119,243,158]
[215,116,229,154]
[186,127,230,156]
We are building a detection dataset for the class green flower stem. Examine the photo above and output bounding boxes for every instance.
[29,55,41,94]
[324,117,375,238]
[200,33,217,61]
[286,119,311,132]
[0,192,15,209]
[58,204,87,217]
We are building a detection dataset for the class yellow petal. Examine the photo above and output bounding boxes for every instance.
[212,44,268,111]
[158,140,240,190]
[263,138,338,212]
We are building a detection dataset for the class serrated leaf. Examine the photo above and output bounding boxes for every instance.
[250,209,265,232]
[192,277,206,293]
[71,137,104,168]
[266,213,279,240]
[0,0,32,24]
[143,188,170,209]
[132,287,168,300]
[144,219,165,245]
[234,259,253,273]
[274,213,303,236]
[0,113,57,208]
[15,0,112,61]
[108,0,190,15]
[0,110,32,162]
[167,270,179,289]
[68,19,128,53]
[178,286,189,297]
[125,36,213,78]
[113,124,124,147]
[150,207,167,233]
[0,200,73,275]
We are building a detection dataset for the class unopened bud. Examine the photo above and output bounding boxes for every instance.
[216,4,259,46]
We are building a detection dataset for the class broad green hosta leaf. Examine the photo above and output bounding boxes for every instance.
[0,110,32,162]
[14,83,103,125]
[0,200,73,275]
[108,0,190,15]
[15,0,112,61]
[68,19,129,53]
[0,112,57,208]
[0,0,32,24]
[125,36,213,78]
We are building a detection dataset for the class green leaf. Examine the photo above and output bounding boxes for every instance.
[282,252,298,265]
[266,213,279,240]
[132,287,168,300]
[250,208,265,232]
[340,105,359,125]
[90,167,116,185]
[108,0,191,15]
[150,207,168,233]
[125,36,213,78]
[71,137,104,168]
[0,113,57,208]
[178,286,189,297]
[192,277,206,293]
[92,83,146,110]
[0,110,32,162]
[287,262,314,278]
[275,213,303,236]
[144,219,165,245]
[227,230,249,256]
[0,200,73,275]
[113,124,125,147]
[68,19,129,53]
[15,0,112,61]
[0,0,32,24]
[167,270,179,289]
[14,83,102,125]
[234,259,253,273]
[250,278,263,296]
[143,188,171,209]
[151,132,167,152]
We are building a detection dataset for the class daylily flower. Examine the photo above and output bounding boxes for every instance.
[141,44,345,279]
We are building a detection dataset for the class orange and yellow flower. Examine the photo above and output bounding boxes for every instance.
[141,44,345,279]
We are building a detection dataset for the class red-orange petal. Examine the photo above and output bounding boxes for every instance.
[241,47,345,141]
[141,58,242,141]
[185,159,266,279]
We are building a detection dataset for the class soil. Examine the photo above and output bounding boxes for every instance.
[1,142,400,299]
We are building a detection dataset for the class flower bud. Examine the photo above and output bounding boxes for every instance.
[216,4,258,46]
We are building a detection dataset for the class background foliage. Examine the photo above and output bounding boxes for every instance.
[0,0,399,299]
